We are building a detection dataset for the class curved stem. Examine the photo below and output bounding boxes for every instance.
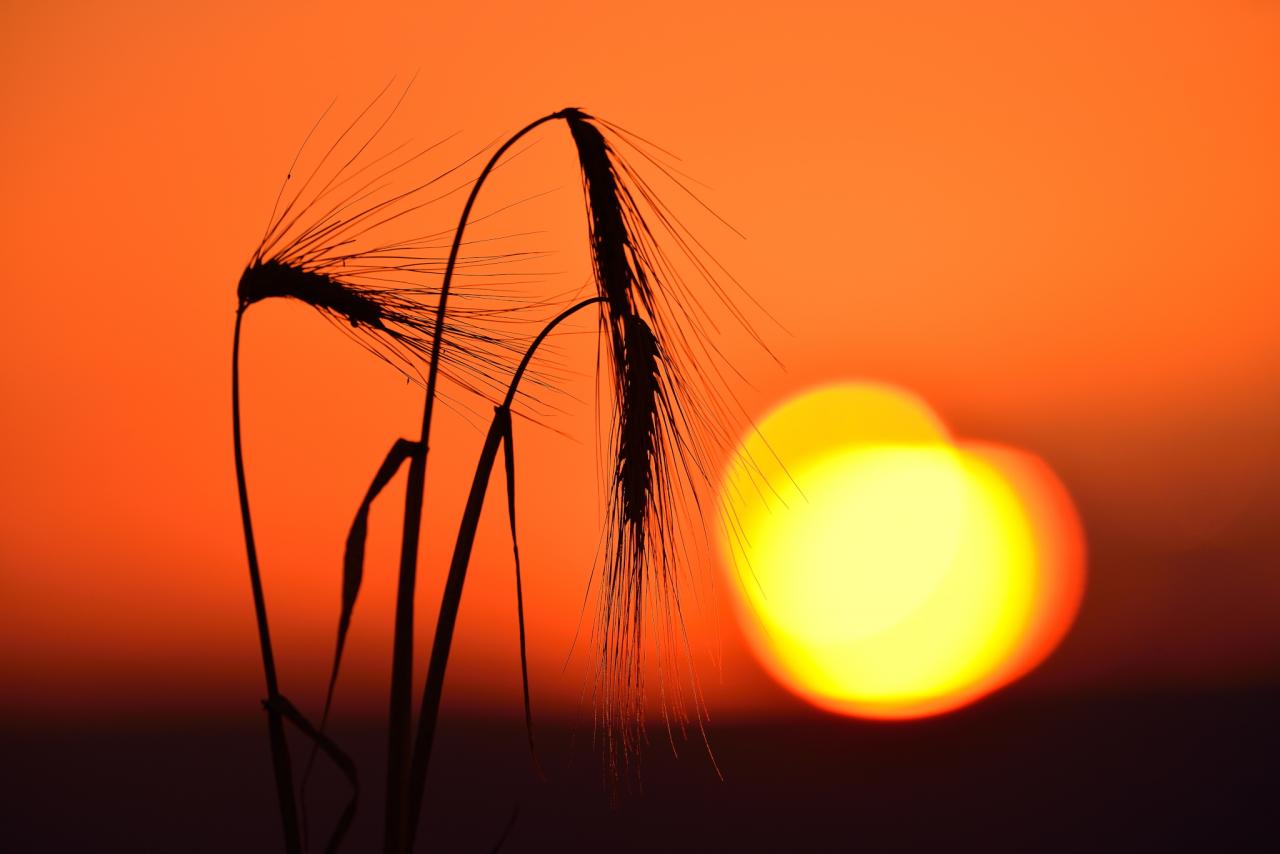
[501,298,606,412]
[384,110,571,853]
[404,297,604,849]
[233,306,302,854]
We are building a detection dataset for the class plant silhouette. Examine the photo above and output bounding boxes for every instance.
[232,95,768,854]
[231,85,543,853]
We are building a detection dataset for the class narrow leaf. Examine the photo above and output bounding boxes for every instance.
[303,437,418,848]
[498,406,544,781]
[265,694,359,854]
[335,437,420,698]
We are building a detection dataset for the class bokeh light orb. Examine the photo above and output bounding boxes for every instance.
[718,382,1086,719]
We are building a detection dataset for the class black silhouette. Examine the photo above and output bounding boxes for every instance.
[232,94,763,853]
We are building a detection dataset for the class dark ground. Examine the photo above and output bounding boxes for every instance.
[3,686,1275,853]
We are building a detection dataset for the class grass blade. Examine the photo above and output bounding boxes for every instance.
[498,408,544,780]
[302,437,420,846]
[267,694,360,854]
[335,438,421,710]
[404,297,604,848]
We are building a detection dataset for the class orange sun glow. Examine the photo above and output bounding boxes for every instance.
[718,382,1086,719]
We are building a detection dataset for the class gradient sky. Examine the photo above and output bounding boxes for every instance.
[1,1,1277,726]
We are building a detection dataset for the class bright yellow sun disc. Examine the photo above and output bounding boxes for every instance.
[720,383,1084,719]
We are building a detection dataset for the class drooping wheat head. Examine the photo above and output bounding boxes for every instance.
[562,109,771,780]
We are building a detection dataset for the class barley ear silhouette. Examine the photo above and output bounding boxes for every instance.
[566,109,746,784]
[564,113,675,778]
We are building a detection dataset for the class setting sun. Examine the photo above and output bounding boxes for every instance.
[719,383,1086,719]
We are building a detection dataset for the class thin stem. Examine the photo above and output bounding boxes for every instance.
[384,110,570,854]
[404,297,604,849]
[233,306,303,854]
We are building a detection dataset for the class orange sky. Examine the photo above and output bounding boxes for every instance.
[1,1,1277,725]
